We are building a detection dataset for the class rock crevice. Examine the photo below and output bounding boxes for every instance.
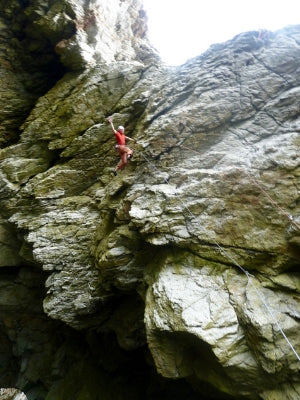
[0,1,299,399]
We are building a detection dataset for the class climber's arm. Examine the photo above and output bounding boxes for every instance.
[107,117,116,133]
[125,136,136,142]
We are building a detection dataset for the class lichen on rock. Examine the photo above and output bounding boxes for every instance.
[0,1,299,399]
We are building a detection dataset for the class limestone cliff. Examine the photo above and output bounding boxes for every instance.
[0,1,299,399]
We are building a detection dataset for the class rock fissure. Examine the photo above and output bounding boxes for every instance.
[0,1,300,399]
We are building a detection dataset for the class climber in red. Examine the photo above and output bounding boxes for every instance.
[107,117,135,175]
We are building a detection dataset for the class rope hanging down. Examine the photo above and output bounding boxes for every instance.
[139,150,300,363]
[148,139,299,230]
[177,141,300,231]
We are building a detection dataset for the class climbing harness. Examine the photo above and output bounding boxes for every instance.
[139,146,300,363]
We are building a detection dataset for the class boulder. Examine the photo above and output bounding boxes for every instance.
[0,1,299,399]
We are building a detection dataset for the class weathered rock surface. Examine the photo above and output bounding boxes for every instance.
[0,1,299,399]
[0,388,27,400]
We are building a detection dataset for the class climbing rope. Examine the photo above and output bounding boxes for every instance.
[139,149,300,363]
[151,139,299,231]
[245,171,300,230]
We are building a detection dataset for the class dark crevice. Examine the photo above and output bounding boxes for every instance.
[0,265,21,276]
[3,1,72,95]
[0,0,76,148]
[152,331,237,400]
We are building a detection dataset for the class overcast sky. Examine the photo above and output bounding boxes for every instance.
[143,0,300,65]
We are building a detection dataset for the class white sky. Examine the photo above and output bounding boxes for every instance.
[143,0,300,65]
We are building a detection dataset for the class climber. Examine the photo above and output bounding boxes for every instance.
[107,117,135,176]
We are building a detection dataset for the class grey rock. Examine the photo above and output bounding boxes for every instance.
[0,1,299,399]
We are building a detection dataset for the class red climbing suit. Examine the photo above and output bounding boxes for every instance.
[115,131,126,146]
[114,131,132,170]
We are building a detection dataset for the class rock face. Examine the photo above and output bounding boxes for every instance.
[0,1,299,399]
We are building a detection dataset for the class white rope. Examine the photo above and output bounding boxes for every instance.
[139,150,300,363]
[151,139,299,230]
[247,278,300,362]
